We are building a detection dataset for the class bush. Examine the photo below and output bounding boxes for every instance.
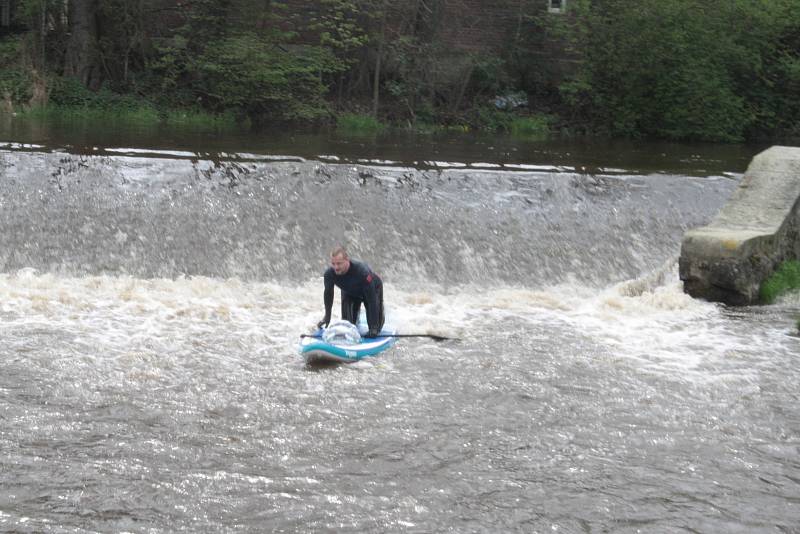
[0,68,32,106]
[473,105,513,132]
[44,79,159,122]
[48,77,98,107]
[510,115,551,140]
[0,37,31,106]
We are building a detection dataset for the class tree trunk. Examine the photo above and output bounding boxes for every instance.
[371,3,387,118]
[28,69,49,108]
[64,0,99,88]
[371,39,383,117]
[450,63,474,114]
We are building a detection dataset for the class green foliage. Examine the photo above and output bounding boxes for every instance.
[373,5,512,125]
[94,0,150,89]
[164,109,240,129]
[137,1,342,122]
[0,37,31,105]
[470,57,511,99]
[180,0,235,46]
[48,78,153,113]
[4,0,798,139]
[308,0,371,66]
[48,77,99,107]
[591,1,750,140]
[336,112,386,134]
[147,35,192,104]
[15,0,59,22]
[740,0,800,141]
[404,121,437,134]
[193,33,335,122]
[0,38,20,65]
[20,104,160,124]
[760,260,800,304]
[19,99,238,133]
[652,59,748,142]
[510,115,551,140]
[37,77,160,123]
[467,105,550,139]
[554,0,800,142]
[0,69,32,105]
[473,105,513,132]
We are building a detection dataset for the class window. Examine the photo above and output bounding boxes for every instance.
[548,0,566,14]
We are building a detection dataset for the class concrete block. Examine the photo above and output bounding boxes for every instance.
[679,146,800,304]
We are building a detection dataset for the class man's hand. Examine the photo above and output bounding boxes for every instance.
[316,317,330,329]
[364,329,379,339]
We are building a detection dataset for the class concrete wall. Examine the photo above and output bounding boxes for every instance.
[679,146,800,305]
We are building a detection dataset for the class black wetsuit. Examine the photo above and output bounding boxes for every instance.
[323,260,385,334]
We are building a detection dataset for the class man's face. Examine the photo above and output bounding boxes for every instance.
[331,253,350,275]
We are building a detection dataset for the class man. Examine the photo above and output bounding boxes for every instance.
[317,246,385,338]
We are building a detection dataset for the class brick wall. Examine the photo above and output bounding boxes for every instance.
[433,0,533,53]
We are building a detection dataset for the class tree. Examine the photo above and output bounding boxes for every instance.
[552,0,800,142]
[370,0,388,117]
[95,0,151,87]
[143,0,341,121]
[63,0,100,88]
[193,32,336,121]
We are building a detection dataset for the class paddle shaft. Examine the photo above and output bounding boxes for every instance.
[300,333,456,342]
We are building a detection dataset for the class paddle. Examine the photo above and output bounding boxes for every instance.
[300,333,457,342]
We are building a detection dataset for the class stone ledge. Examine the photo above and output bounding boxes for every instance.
[679,146,800,304]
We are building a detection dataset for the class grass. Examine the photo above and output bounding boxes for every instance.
[759,260,800,304]
[509,115,552,140]
[18,104,240,131]
[19,104,160,124]
[163,109,240,129]
[400,122,472,135]
[336,113,386,135]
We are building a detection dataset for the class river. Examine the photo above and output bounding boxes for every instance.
[0,120,798,532]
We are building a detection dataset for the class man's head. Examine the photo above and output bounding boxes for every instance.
[330,246,351,275]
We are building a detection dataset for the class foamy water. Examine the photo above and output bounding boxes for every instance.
[3,269,798,532]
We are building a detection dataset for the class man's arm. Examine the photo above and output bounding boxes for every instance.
[319,270,334,328]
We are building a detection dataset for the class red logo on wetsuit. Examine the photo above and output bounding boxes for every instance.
[366,274,373,283]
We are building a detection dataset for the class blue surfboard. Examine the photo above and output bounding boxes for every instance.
[299,325,397,363]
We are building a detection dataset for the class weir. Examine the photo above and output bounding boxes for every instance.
[0,149,733,287]
[679,146,800,305]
